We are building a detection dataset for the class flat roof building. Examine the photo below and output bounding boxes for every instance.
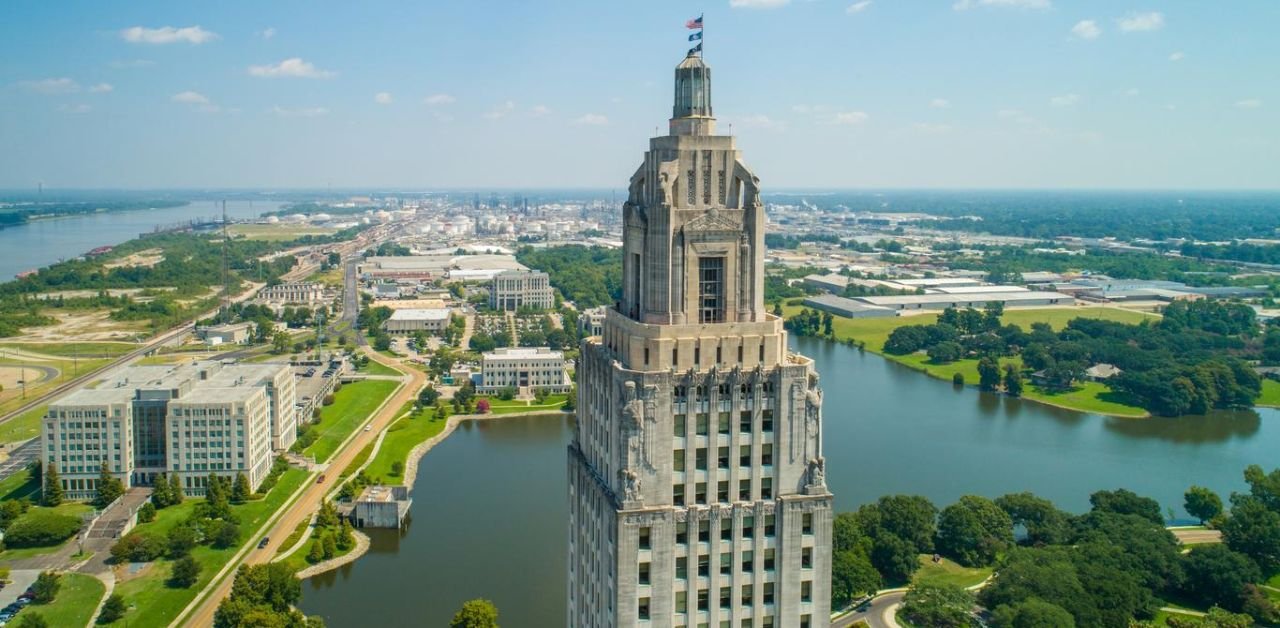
[803,293,896,318]
[43,360,295,500]
[854,291,1075,311]
[383,308,452,335]
[489,270,553,311]
[479,347,571,394]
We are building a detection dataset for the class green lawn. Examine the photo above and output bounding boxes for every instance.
[485,394,568,415]
[303,379,399,463]
[276,526,357,574]
[102,467,309,628]
[275,517,314,556]
[0,466,39,502]
[910,555,993,589]
[1257,379,1280,408]
[23,572,105,628]
[0,502,95,562]
[783,304,1154,417]
[356,359,402,376]
[0,341,137,358]
[365,411,451,481]
[0,404,49,444]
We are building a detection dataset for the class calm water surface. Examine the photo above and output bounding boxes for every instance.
[0,200,279,280]
[299,336,1279,626]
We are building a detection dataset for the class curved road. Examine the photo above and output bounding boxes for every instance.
[834,591,906,628]
[177,348,423,627]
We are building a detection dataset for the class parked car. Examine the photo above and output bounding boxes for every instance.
[317,474,326,484]
[258,537,270,549]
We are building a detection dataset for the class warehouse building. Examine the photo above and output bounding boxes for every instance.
[854,290,1075,311]
[383,307,452,335]
[802,294,897,319]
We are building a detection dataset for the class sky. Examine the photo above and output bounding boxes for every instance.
[1,0,1277,190]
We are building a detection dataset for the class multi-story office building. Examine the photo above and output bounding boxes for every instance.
[489,270,553,311]
[568,51,833,627]
[479,347,572,394]
[258,281,328,305]
[43,360,295,499]
[383,307,452,335]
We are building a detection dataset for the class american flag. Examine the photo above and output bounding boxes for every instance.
[686,15,703,29]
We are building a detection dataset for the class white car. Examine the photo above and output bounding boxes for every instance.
[364,425,372,431]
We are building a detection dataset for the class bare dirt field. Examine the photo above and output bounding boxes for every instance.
[14,309,151,342]
[103,248,165,269]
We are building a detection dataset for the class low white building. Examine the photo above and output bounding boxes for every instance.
[258,282,327,305]
[196,322,254,345]
[479,347,571,394]
[383,308,451,335]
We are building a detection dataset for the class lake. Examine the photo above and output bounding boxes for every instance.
[0,200,279,280]
[298,335,1278,626]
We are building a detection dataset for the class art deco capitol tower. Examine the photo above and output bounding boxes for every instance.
[568,47,833,628]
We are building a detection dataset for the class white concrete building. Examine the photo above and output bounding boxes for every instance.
[258,281,327,305]
[480,347,571,394]
[42,360,295,499]
[383,308,452,335]
[489,270,554,311]
[568,51,833,628]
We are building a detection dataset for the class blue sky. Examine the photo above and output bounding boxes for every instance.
[1,0,1277,190]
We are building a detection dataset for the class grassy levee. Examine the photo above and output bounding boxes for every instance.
[782,304,1156,417]
[365,410,451,481]
[1257,379,1280,408]
[303,379,400,463]
[0,404,48,444]
[910,555,993,589]
[21,572,106,628]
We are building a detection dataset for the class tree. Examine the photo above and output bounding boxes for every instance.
[822,311,834,336]
[42,462,63,506]
[936,495,1014,567]
[94,461,124,508]
[870,532,921,584]
[152,472,172,507]
[337,519,355,551]
[168,525,199,557]
[927,341,964,364]
[1220,496,1280,573]
[322,531,337,559]
[1184,486,1224,525]
[170,555,202,588]
[15,615,50,628]
[995,492,1071,546]
[1089,488,1163,525]
[1242,464,1280,512]
[98,593,128,623]
[272,330,290,354]
[990,599,1075,628]
[307,538,326,563]
[858,494,939,553]
[418,386,441,407]
[450,598,500,628]
[497,386,517,401]
[900,583,975,628]
[317,500,340,528]
[1003,364,1024,398]
[32,570,60,603]
[231,472,251,503]
[831,550,880,608]
[391,460,404,476]
[213,521,240,549]
[978,357,1001,392]
[1165,607,1256,628]
[170,472,185,505]
[372,332,392,352]
[214,563,310,628]
[980,548,1096,627]
[476,398,491,414]
[1180,545,1261,611]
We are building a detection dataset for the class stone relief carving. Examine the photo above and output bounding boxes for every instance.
[684,206,741,233]
[620,468,642,504]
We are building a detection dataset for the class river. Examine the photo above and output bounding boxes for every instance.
[298,336,1278,626]
[0,200,279,280]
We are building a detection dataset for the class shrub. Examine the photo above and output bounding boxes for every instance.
[98,593,127,623]
[952,372,965,386]
[32,571,60,603]
[137,502,157,523]
[169,555,201,588]
[3,511,81,548]
[322,393,335,406]
[110,530,167,563]
[390,461,404,476]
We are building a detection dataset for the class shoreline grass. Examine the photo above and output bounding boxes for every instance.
[783,304,1156,418]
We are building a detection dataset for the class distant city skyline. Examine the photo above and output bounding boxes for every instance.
[2,0,1277,189]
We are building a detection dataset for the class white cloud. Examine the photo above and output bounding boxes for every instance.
[57,104,92,114]
[572,113,609,126]
[1071,20,1101,40]
[1117,12,1164,32]
[1050,93,1080,107]
[248,58,335,79]
[930,98,951,109]
[730,0,790,8]
[374,92,393,105]
[88,83,114,94]
[733,114,786,131]
[423,93,455,106]
[846,1,872,14]
[1235,99,1262,109]
[171,91,210,105]
[531,105,551,116]
[121,25,218,45]
[109,59,154,69]
[260,27,277,40]
[831,111,869,125]
[953,0,1050,11]
[913,122,952,134]
[271,105,329,117]
[483,101,516,119]
[20,78,80,94]
[1169,51,1185,62]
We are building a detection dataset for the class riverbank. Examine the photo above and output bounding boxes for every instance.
[783,304,1157,418]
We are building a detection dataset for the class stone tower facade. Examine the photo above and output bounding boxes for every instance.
[568,51,833,628]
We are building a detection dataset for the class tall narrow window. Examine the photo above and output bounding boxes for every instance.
[698,257,725,323]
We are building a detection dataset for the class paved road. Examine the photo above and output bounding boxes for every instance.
[178,347,424,627]
[834,591,906,628]
[342,257,366,348]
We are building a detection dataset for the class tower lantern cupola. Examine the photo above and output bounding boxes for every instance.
[670,52,715,135]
